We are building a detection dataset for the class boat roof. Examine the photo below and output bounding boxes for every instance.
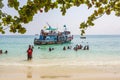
[46,26,57,31]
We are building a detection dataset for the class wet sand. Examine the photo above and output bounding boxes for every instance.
[0,64,120,80]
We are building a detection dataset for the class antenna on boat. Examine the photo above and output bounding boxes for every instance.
[46,22,51,27]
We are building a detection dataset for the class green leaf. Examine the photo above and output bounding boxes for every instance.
[80,22,87,29]
[94,10,98,16]
[87,3,92,9]
[99,0,108,4]
[81,29,85,36]
[18,27,26,34]
[98,7,104,14]
[95,2,101,7]
[0,0,4,8]
[8,0,19,10]
[115,11,120,16]
[1,30,5,34]
[106,9,111,15]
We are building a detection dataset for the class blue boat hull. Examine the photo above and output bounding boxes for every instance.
[34,38,72,45]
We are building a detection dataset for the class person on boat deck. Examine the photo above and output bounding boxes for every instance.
[27,45,33,60]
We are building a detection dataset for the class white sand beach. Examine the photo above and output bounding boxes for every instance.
[0,64,120,80]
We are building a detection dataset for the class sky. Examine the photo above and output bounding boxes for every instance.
[1,0,120,35]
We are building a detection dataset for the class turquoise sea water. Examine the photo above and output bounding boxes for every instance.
[0,35,120,66]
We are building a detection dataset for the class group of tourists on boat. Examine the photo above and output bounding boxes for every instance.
[34,25,73,45]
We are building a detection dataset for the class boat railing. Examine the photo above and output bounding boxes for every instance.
[35,39,57,42]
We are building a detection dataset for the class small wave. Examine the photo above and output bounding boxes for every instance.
[0,61,120,67]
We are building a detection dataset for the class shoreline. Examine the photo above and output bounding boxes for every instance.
[0,64,120,80]
[1,60,120,67]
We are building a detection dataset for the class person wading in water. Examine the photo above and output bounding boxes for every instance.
[27,45,33,61]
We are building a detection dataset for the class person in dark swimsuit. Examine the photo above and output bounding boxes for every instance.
[27,45,33,60]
